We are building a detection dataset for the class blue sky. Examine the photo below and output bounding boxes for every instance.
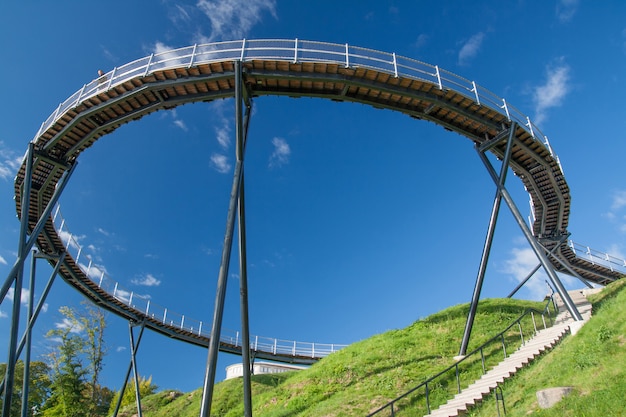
[1,0,625,393]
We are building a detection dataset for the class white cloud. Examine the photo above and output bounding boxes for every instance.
[611,190,626,211]
[0,142,24,181]
[196,0,277,42]
[131,273,162,287]
[269,137,291,168]
[116,346,127,353]
[55,317,83,333]
[415,34,429,49]
[7,287,31,305]
[556,0,578,23]
[0,255,7,265]
[501,246,578,300]
[532,59,571,125]
[0,310,7,319]
[458,32,485,65]
[173,119,188,132]
[210,153,231,173]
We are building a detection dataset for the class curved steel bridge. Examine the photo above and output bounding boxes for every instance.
[10,40,626,367]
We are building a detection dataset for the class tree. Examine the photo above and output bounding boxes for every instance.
[107,376,158,416]
[41,303,108,417]
[0,360,51,416]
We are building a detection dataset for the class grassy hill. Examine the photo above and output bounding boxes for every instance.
[115,282,625,416]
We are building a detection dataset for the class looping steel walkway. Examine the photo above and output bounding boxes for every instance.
[13,39,624,364]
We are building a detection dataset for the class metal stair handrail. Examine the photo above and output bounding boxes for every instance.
[366,296,559,416]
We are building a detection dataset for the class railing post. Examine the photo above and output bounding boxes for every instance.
[106,67,117,90]
[501,98,511,121]
[163,308,167,324]
[531,311,537,334]
[143,53,154,77]
[293,38,298,63]
[292,340,296,356]
[456,363,461,393]
[501,334,507,358]
[435,65,443,89]
[518,322,524,345]
[345,43,349,68]
[481,347,486,374]
[145,300,150,315]
[240,38,246,61]
[188,44,198,68]
[425,381,431,414]
[392,53,398,78]
[472,81,481,105]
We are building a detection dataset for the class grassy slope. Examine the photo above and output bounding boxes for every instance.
[117,297,549,416]
[467,279,626,417]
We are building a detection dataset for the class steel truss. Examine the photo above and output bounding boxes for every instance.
[459,123,583,356]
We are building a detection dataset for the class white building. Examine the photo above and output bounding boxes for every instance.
[225,361,307,380]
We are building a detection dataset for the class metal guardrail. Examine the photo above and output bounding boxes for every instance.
[569,240,626,274]
[366,296,559,416]
[32,39,557,169]
[50,205,346,360]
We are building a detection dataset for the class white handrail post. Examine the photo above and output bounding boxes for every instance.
[98,271,104,288]
[312,343,315,358]
[502,98,511,121]
[392,53,398,78]
[106,67,117,90]
[235,331,239,347]
[163,308,167,324]
[472,81,481,105]
[292,340,296,356]
[74,84,87,107]
[293,38,298,63]
[145,300,151,315]
[273,339,277,354]
[254,335,258,351]
[85,259,92,277]
[143,53,154,77]
[128,291,134,307]
[198,321,203,335]
[345,43,349,68]
[113,282,118,297]
[526,116,535,138]
[435,65,443,90]
[188,44,198,68]
[240,38,246,61]
[180,315,185,329]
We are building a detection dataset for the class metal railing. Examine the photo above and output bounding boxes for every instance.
[569,240,626,274]
[50,204,346,360]
[366,297,559,416]
[32,39,557,167]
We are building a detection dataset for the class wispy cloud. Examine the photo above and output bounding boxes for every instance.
[532,58,571,125]
[269,137,290,168]
[414,34,429,49]
[7,288,31,305]
[607,190,626,233]
[458,32,485,65]
[210,153,231,173]
[0,255,7,266]
[0,310,7,319]
[501,246,576,300]
[556,0,578,23]
[55,317,83,333]
[131,273,162,287]
[196,0,277,43]
[0,142,24,181]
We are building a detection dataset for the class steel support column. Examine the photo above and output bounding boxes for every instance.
[0,251,66,394]
[129,322,144,417]
[1,161,77,304]
[20,251,37,417]
[478,149,583,321]
[238,106,253,416]
[2,143,34,417]
[200,60,250,417]
[112,321,145,417]
[459,124,516,356]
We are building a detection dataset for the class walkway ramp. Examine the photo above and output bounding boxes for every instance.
[425,290,595,417]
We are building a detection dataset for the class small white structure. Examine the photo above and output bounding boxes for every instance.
[225,361,307,380]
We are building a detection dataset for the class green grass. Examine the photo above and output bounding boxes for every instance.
[116,297,552,416]
[466,279,626,417]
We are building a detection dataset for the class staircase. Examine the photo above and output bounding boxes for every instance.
[424,289,596,417]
